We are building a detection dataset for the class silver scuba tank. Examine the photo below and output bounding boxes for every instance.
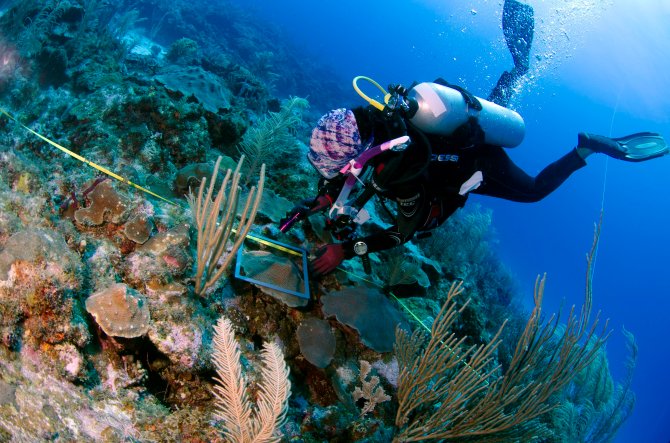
[407,82,525,148]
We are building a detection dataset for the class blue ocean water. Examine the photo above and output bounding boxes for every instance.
[237,0,670,441]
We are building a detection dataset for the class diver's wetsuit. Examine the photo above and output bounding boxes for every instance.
[323,105,587,258]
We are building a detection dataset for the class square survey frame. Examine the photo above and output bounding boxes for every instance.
[234,234,310,299]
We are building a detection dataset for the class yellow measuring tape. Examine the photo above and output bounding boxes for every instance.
[245,233,302,256]
[1,108,180,208]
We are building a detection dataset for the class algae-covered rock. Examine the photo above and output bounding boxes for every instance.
[86,239,123,289]
[155,66,231,113]
[166,37,200,65]
[0,229,86,349]
[0,229,81,282]
[148,320,206,371]
[0,355,154,441]
[143,281,212,371]
[125,224,192,284]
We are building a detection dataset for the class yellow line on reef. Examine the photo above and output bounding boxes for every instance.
[1,108,181,208]
[0,108,302,259]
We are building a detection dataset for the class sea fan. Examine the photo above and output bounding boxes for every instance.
[211,317,291,443]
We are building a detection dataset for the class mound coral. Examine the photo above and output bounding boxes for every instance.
[85,284,150,339]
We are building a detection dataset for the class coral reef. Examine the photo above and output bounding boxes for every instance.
[0,0,632,441]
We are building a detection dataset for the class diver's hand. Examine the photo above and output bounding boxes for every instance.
[294,195,331,215]
[308,195,332,213]
[310,244,346,276]
[279,196,331,233]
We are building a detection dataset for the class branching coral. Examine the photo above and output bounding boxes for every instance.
[352,360,391,417]
[187,155,264,296]
[393,221,611,442]
[237,96,308,184]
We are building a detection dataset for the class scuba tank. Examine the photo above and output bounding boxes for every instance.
[408,81,525,147]
[353,77,526,148]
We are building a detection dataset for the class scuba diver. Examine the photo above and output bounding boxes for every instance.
[280,0,669,276]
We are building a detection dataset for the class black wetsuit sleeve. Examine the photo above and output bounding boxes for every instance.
[475,146,587,202]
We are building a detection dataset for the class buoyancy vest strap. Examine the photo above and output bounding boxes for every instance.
[433,77,483,111]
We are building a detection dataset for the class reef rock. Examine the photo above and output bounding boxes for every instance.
[0,229,81,282]
[125,224,192,283]
[148,320,206,371]
[155,66,232,113]
[0,229,85,349]
[143,281,211,371]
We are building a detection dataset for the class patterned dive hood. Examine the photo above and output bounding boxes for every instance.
[307,108,366,179]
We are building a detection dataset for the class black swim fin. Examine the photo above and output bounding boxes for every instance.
[488,1,535,106]
[503,0,535,72]
[578,132,669,162]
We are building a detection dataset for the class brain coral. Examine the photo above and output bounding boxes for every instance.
[85,284,150,338]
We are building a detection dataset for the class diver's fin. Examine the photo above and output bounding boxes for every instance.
[613,132,669,162]
[503,0,535,72]
[579,132,669,162]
